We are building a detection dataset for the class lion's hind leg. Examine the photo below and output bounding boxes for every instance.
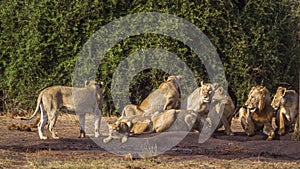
[131,120,152,134]
[48,109,60,139]
[278,108,287,136]
[94,110,101,138]
[38,104,48,140]
[153,110,176,132]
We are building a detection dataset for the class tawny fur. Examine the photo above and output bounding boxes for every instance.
[271,87,299,135]
[239,86,275,140]
[20,81,103,140]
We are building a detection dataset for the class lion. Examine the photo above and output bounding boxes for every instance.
[121,75,181,117]
[210,85,236,135]
[103,109,206,143]
[239,86,275,140]
[20,80,103,140]
[181,81,217,114]
[182,82,235,135]
[271,86,299,135]
[103,113,153,143]
[152,109,205,133]
[103,120,130,143]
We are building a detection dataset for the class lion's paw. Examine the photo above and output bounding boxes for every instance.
[121,136,128,143]
[103,137,112,143]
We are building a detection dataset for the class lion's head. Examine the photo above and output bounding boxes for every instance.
[164,75,182,90]
[200,81,217,103]
[107,120,130,138]
[271,86,286,110]
[103,121,130,143]
[245,86,271,113]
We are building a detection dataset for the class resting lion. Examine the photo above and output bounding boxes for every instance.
[103,109,205,143]
[121,75,181,117]
[103,120,130,143]
[182,82,235,135]
[271,87,299,135]
[210,85,236,135]
[239,86,275,140]
[181,81,217,114]
[20,81,103,140]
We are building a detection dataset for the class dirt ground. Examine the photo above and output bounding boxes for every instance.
[1,114,300,168]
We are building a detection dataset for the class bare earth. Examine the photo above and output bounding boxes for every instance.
[1,114,300,168]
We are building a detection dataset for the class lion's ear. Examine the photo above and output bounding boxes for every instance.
[249,86,256,94]
[212,83,219,90]
[260,87,265,92]
[175,75,182,81]
[217,86,223,93]
[163,74,169,81]
[85,80,90,86]
[280,87,287,96]
[200,81,204,86]
[126,121,132,128]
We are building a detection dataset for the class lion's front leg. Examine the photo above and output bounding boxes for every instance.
[103,136,113,143]
[263,123,275,141]
[278,108,286,136]
[78,114,86,138]
[163,97,173,110]
[293,115,299,134]
[239,107,254,136]
[163,94,180,110]
[94,110,101,138]
[246,115,255,136]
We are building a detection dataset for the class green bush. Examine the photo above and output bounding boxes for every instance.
[0,0,299,115]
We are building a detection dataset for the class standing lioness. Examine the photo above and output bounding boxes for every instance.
[21,80,103,140]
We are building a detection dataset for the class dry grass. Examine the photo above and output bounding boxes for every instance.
[23,157,300,169]
[0,149,299,169]
[1,115,300,169]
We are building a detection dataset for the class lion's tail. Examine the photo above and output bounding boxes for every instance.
[20,92,43,120]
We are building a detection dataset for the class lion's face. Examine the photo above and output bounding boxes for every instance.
[245,86,270,113]
[200,82,215,103]
[108,121,130,137]
[271,87,286,110]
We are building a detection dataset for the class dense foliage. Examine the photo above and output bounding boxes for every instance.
[0,0,299,115]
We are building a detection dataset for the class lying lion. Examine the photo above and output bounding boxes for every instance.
[21,80,103,140]
[271,86,299,135]
[239,86,275,140]
[121,75,181,117]
[103,109,205,143]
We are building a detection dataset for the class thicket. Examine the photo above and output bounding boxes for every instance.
[0,0,299,116]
